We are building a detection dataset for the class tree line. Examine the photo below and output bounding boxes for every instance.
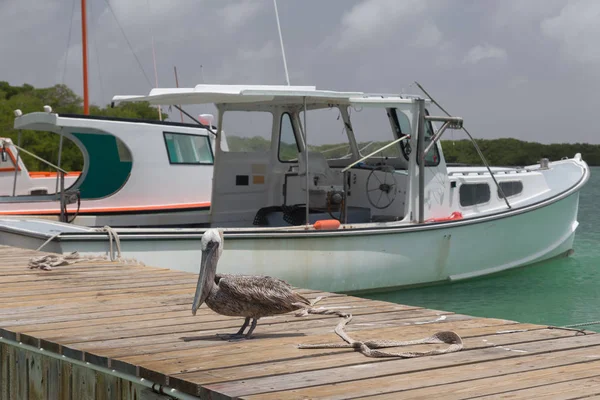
[1,81,598,170]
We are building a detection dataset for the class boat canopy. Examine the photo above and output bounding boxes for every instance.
[111,84,428,108]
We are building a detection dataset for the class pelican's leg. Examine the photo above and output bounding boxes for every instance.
[236,317,251,335]
[216,317,251,341]
[244,318,258,339]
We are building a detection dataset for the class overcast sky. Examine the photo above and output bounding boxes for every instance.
[1,0,599,145]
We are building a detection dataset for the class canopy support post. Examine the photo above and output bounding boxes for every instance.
[12,131,22,197]
[417,99,425,224]
[303,96,309,228]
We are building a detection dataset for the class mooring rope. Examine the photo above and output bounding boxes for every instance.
[561,320,600,328]
[96,225,122,261]
[28,226,144,270]
[293,297,463,358]
[547,320,600,336]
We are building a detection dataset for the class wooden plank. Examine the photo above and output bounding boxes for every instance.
[162,327,579,387]
[59,360,72,400]
[43,355,60,400]
[95,372,120,400]
[111,309,462,366]
[197,334,600,399]
[27,352,45,400]
[16,303,419,346]
[247,338,600,399]
[63,314,476,357]
[362,359,600,399]
[0,344,8,400]
[11,301,428,338]
[471,375,600,399]
[7,345,17,400]
[72,364,96,400]
[2,297,411,332]
[90,310,467,362]
[16,346,27,400]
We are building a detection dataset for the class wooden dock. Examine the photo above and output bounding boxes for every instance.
[1,245,600,399]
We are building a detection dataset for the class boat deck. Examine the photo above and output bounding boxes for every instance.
[1,245,599,399]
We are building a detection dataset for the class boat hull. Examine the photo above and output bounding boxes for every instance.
[51,190,581,293]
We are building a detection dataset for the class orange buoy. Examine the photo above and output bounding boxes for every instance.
[313,219,341,230]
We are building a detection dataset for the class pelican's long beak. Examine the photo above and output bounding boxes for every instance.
[192,241,218,315]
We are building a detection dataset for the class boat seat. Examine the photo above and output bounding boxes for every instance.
[297,151,343,190]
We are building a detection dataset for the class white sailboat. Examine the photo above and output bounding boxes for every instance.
[0,83,588,293]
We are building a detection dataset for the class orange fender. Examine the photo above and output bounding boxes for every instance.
[313,219,341,230]
[425,211,463,223]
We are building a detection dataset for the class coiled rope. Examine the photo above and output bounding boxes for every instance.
[294,297,463,358]
[28,226,143,270]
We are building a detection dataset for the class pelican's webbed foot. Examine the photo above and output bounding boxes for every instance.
[216,333,248,342]
[217,317,258,341]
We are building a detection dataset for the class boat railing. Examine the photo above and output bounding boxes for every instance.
[448,168,534,177]
[1,139,77,223]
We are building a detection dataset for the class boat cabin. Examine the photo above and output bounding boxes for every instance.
[0,109,221,227]
[114,85,463,228]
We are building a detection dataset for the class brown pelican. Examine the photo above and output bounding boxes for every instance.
[192,228,311,340]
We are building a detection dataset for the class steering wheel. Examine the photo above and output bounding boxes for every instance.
[366,165,397,209]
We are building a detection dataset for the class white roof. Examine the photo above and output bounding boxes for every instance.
[111,84,423,107]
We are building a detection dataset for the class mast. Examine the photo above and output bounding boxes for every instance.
[81,0,89,115]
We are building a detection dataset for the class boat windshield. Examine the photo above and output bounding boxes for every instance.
[350,107,403,160]
[299,107,353,161]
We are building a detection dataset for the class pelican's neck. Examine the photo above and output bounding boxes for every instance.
[203,251,219,295]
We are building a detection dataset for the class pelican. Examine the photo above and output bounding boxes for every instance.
[192,228,311,340]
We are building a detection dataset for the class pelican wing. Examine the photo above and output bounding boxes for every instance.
[217,274,311,312]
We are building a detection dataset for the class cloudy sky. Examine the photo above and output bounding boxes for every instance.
[1,0,599,145]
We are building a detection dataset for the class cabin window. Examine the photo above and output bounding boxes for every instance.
[351,107,402,159]
[417,109,441,167]
[498,181,523,198]
[390,108,412,161]
[163,132,213,165]
[459,183,490,207]
[221,111,273,152]
[278,113,299,162]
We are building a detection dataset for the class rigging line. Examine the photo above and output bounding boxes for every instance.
[102,0,153,88]
[61,0,77,85]
[89,0,106,104]
[414,81,511,209]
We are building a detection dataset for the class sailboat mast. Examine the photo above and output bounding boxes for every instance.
[81,0,89,115]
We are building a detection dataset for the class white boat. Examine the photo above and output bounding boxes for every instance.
[0,84,589,294]
[0,109,224,227]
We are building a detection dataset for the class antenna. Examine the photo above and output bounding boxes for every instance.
[148,0,162,121]
[273,0,290,86]
[81,0,89,114]
[174,66,184,123]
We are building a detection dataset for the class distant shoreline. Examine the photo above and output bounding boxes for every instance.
[228,135,600,167]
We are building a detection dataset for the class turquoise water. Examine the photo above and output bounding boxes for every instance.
[364,167,600,330]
